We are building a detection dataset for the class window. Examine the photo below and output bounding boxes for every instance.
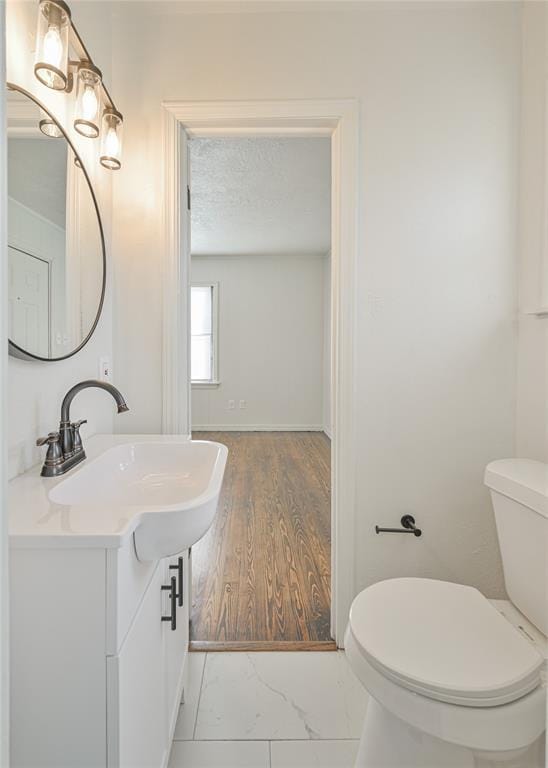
[191,283,218,384]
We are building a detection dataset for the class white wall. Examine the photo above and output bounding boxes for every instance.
[109,2,521,598]
[0,1,10,758]
[8,138,66,229]
[517,2,548,463]
[191,255,325,430]
[6,1,116,479]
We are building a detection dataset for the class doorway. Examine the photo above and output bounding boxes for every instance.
[161,100,358,648]
[187,136,332,648]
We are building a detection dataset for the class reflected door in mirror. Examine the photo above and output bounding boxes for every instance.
[7,86,105,360]
[8,246,50,357]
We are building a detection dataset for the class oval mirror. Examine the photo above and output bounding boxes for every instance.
[7,85,105,361]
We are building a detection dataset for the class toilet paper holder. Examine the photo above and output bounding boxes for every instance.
[375,514,422,537]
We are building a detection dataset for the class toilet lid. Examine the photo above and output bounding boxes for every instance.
[348,578,544,707]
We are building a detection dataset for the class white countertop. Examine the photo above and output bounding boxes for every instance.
[9,434,192,550]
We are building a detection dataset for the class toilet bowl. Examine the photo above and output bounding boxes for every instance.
[345,459,548,768]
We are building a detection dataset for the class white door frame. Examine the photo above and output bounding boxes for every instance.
[161,99,359,646]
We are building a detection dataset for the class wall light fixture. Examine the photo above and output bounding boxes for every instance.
[74,62,102,138]
[100,108,123,170]
[34,0,71,90]
[33,0,123,168]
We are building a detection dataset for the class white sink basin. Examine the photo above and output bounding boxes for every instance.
[48,440,228,560]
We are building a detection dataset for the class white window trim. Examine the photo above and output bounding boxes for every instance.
[190,281,219,385]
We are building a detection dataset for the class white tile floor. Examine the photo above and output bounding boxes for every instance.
[169,651,367,768]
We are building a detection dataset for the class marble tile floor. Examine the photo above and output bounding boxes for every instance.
[168,651,368,768]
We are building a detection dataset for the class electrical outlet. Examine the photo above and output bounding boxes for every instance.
[99,356,112,382]
[228,400,235,410]
[239,400,247,409]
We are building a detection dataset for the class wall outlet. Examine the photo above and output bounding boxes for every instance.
[99,356,112,382]
[239,400,247,409]
[228,400,235,410]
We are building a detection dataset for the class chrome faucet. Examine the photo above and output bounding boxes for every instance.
[36,379,129,478]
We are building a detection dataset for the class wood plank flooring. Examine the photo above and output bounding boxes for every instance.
[190,432,333,648]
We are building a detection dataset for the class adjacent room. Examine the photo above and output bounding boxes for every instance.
[188,137,334,648]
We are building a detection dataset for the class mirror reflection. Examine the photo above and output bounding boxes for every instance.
[7,87,105,360]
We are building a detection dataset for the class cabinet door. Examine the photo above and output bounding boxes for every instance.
[107,564,168,768]
[163,551,190,739]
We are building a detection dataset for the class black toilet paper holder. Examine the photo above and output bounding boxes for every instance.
[375,514,422,537]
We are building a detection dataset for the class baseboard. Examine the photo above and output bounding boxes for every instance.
[323,426,332,440]
[191,424,324,432]
[189,640,338,652]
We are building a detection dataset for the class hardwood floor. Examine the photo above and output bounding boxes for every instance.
[190,432,333,649]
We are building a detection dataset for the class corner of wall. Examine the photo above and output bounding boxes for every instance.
[516,0,548,462]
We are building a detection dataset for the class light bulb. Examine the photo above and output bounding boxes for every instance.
[41,25,63,87]
[43,24,63,68]
[81,84,98,121]
[104,126,119,157]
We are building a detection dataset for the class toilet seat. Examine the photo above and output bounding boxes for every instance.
[345,628,546,753]
[347,578,544,707]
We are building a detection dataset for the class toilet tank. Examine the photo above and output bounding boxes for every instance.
[484,459,548,636]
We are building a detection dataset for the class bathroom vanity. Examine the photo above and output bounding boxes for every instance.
[9,434,228,768]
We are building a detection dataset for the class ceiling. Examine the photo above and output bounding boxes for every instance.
[190,137,331,257]
[120,2,371,16]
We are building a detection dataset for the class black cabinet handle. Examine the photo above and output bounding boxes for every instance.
[161,576,177,630]
[170,556,184,607]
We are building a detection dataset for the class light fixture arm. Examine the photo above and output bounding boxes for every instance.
[65,18,118,112]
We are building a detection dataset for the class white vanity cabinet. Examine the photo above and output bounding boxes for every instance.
[10,539,190,768]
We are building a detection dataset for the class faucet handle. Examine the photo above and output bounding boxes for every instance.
[36,432,60,447]
[71,419,87,454]
[36,432,63,474]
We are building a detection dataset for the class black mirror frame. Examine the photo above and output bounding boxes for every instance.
[7,83,106,362]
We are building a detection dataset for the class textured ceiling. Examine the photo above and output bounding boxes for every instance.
[190,137,331,257]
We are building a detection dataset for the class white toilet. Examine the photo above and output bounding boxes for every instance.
[345,459,547,768]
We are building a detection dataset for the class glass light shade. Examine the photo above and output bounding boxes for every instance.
[38,108,63,138]
[100,108,123,170]
[74,63,102,138]
[34,0,71,91]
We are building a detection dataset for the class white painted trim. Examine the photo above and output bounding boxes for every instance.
[192,252,327,260]
[161,99,358,647]
[191,424,324,432]
[162,117,191,434]
[191,381,221,389]
[6,91,46,138]
[541,79,548,310]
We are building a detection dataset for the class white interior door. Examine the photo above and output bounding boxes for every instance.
[162,124,191,434]
[8,245,50,356]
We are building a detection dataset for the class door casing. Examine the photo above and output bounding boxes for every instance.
[160,99,359,646]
